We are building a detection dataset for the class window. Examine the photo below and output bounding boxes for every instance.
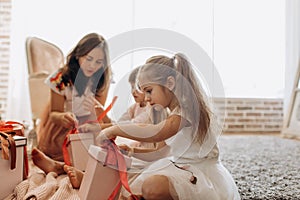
[6,0,285,122]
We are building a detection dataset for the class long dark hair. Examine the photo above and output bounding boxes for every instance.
[60,33,111,96]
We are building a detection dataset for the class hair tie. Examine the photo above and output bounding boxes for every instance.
[172,55,178,69]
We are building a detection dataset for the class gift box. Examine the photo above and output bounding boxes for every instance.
[0,121,25,138]
[78,144,132,200]
[0,135,27,199]
[0,121,29,179]
[67,133,95,171]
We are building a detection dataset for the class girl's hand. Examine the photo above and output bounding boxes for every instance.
[118,144,134,156]
[95,127,116,145]
[58,112,77,128]
[78,123,101,133]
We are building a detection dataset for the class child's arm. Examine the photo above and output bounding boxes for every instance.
[78,122,101,133]
[131,141,166,153]
[97,114,188,144]
[119,141,169,161]
[78,121,115,133]
[100,122,114,130]
[119,144,157,155]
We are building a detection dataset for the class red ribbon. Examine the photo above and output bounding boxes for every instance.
[0,120,28,179]
[61,95,139,198]
[101,139,138,200]
[85,96,118,124]
[0,120,25,132]
[62,127,78,166]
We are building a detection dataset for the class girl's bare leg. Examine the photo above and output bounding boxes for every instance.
[63,165,84,189]
[141,175,177,200]
[31,147,65,175]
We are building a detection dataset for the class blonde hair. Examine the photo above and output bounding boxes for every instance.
[128,66,140,84]
[139,53,211,143]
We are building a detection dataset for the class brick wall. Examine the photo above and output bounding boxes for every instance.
[0,0,11,119]
[214,98,284,133]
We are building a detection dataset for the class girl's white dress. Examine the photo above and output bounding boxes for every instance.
[118,102,152,124]
[125,107,241,200]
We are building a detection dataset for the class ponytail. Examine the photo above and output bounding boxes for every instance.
[173,53,211,143]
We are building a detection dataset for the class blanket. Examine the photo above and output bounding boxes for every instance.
[4,169,79,200]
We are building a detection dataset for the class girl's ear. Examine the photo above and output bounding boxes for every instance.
[166,76,175,91]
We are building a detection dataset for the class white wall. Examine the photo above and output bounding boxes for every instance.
[214,0,285,98]
[7,0,285,123]
[285,0,300,115]
[7,0,135,122]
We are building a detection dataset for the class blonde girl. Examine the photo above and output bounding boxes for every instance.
[97,53,240,200]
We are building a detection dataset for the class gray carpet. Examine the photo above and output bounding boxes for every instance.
[219,134,300,200]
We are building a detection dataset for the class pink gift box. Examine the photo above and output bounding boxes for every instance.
[0,136,27,199]
[67,133,95,171]
[78,144,132,200]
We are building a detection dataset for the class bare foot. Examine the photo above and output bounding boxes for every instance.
[31,147,65,175]
[63,165,84,189]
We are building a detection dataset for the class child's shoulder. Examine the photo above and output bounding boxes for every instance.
[169,106,181,116]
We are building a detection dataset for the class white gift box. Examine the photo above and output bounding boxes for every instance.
[0,135,27,199]
[78,144,132,200]
[67,133,94,171]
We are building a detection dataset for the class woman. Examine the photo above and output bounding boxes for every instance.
[34,33,112,168]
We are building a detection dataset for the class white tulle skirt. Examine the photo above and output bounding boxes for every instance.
[125,158,240,200]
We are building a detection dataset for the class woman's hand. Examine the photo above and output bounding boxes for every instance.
[83,95,103,113]
[57,112,77,129]
[78,123,101,133]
